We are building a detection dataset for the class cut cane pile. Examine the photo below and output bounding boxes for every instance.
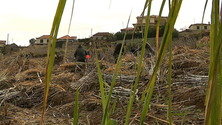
[0,45,211,124]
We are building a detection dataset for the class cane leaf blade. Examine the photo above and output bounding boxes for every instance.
[40,0,67,124]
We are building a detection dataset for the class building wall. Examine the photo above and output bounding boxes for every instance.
[92,36,107,41]
[136,17,146,24]
[206,25,211,30]
[190,25,211,30]
[36,39,48,44]
[56,41,65,48]
[57,39,75,43]
[0,44,5,48]
[135,16,167,31]
[137,17,166,25]
[5,44,19,54]
[56,40,75,48]
[150,18,155,23]
[142,18,146,24]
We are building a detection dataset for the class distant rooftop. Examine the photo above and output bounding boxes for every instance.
[36,35,50,39]
[136,15,168,18]
[0,40,6,44]
[189,23,211,28]
[58,35,77,40]
[93,32,110,36]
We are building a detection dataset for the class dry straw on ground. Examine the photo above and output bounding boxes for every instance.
[0,45,210,124]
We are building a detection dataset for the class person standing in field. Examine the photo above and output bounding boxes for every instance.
[74,44,88,62]
[113,41,126,64]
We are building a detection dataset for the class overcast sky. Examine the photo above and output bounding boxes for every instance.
[0,0,213,46]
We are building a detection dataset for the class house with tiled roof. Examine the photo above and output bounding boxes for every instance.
[56,35,77,48]
[189,23,211,30]
[57,35,77,42]
[35,35,50,45]
[35,35,78,48]
[133,15,168,31]
[0,40,6,48]
[92,32,111,42]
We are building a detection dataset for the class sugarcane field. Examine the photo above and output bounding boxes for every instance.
[0,30,214,125]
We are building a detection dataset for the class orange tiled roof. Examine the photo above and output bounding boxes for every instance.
[36,35,50,39]
[58,35,77,40]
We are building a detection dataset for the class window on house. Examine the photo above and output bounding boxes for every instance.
[204,26,207,29]
[40,39,43,43]
[197,26,200,29]
[47,40,49,43]
[96,37,98,40]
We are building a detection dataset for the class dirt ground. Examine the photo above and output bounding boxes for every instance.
[0,39,211,125]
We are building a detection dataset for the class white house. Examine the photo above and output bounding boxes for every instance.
[35,35,50,45]
[189,23,211,30]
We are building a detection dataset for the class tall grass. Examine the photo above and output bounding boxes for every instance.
[204,0,222,124]
[141,0,182,102]
[40,0,67,124]
[125,0,152,124]
[95,45,107,123]
[139,1,182,124]
[64,0,75,63]
[156,0,166,56]
[73,88,79,125]
[100,10,133,125]
[200,0,209,38]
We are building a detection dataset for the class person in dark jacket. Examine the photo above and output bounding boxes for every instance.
[113,42,126,63]
[74,44,88,62]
